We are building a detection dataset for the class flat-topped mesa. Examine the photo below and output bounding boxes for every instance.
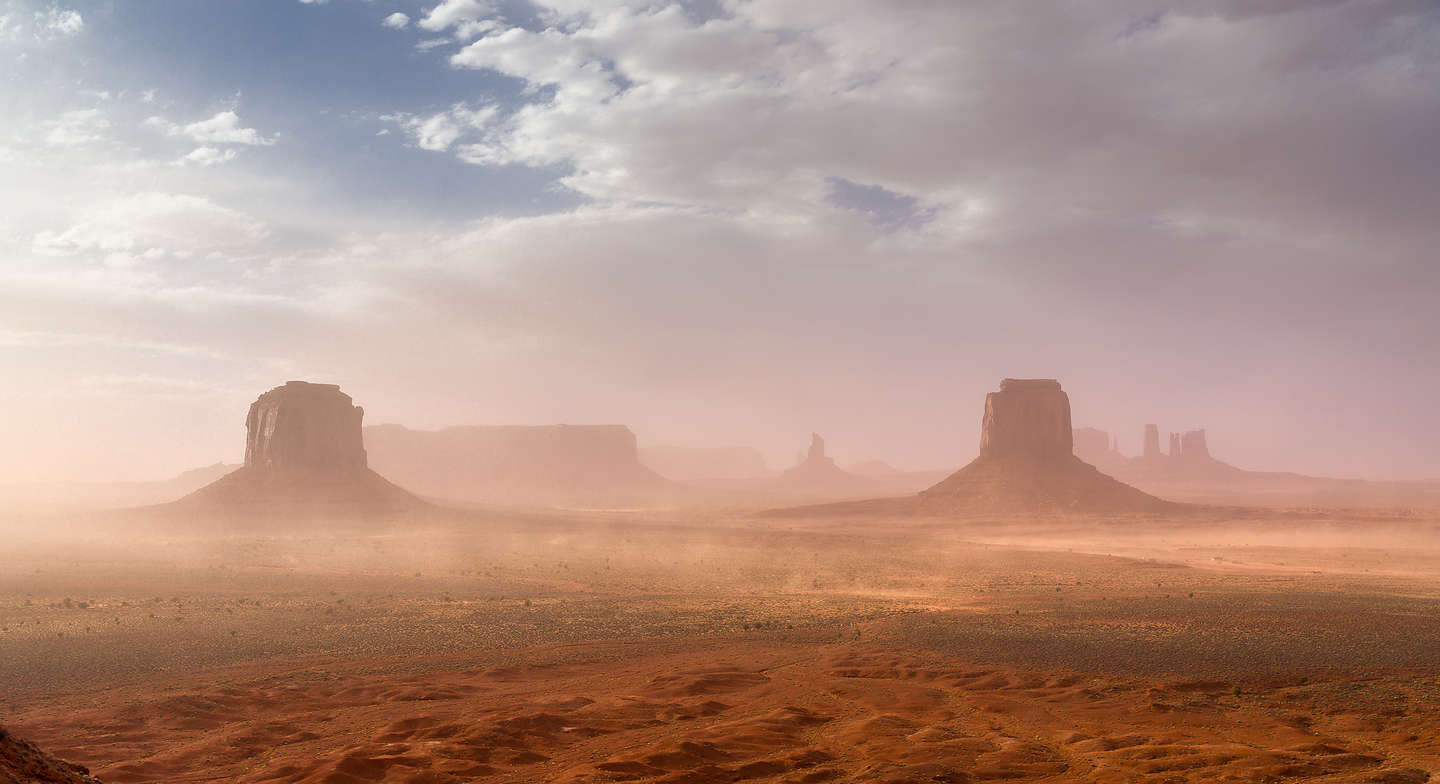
[977,378,1073,461]
[244,381,367,473]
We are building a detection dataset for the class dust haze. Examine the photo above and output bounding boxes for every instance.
[5,1,1440,783]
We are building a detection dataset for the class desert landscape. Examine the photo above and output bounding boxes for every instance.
[5,2,1439,782]
[3,379,1439,783]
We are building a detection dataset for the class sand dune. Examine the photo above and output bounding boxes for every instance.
[11,643,1439,783]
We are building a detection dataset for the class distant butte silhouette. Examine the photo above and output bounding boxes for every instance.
[778,433,860,489]
[766,378,1173,517]
[174,381,423,521]
[917,378,1172,513]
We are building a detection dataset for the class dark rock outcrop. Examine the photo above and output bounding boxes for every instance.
[175,381,422,521]
[0,725,103,783]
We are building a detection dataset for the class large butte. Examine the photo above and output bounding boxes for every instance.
[174,381,424,522]
[917,378,1172,513]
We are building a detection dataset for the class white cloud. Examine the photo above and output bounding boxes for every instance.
[382,12,409,30]
[32,192,268,256]
[37,6,82,37]
[384,103,496,152]
[418,0,493,33]
[43,108,108,147]
[0,14,22,42]
[146,110,277,146]
[421,0,1440,249]
[176,146,239,167]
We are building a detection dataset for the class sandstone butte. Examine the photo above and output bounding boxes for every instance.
[173,381,423,521]
[767,378,1174,516]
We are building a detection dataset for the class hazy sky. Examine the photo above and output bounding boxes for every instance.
[2,0,1438,482]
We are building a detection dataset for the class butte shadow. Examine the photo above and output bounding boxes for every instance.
[764,378,1180,518]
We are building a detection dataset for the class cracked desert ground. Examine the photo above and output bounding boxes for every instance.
[3,506,1440,783]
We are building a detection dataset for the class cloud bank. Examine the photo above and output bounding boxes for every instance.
[0,0,1437,482]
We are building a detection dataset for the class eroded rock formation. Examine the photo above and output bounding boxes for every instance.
[1144,424,1161,460]
[779,432,865,491]
[243,381,366,472]
[807,433,827,463]
[917,379,1173,514]
[1179,428,1210,461]
[175,381,422,521]
[978,379,1073,460]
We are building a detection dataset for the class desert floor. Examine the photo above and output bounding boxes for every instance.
[3,506,1439,783]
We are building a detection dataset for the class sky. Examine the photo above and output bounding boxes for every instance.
[1,0,1438,483]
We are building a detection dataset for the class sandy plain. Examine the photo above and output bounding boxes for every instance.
[3,505,1439,783]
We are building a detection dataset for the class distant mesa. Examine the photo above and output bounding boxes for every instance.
[174,381,423,520]
[1075,421,1243,481]
[364,423,676,507]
